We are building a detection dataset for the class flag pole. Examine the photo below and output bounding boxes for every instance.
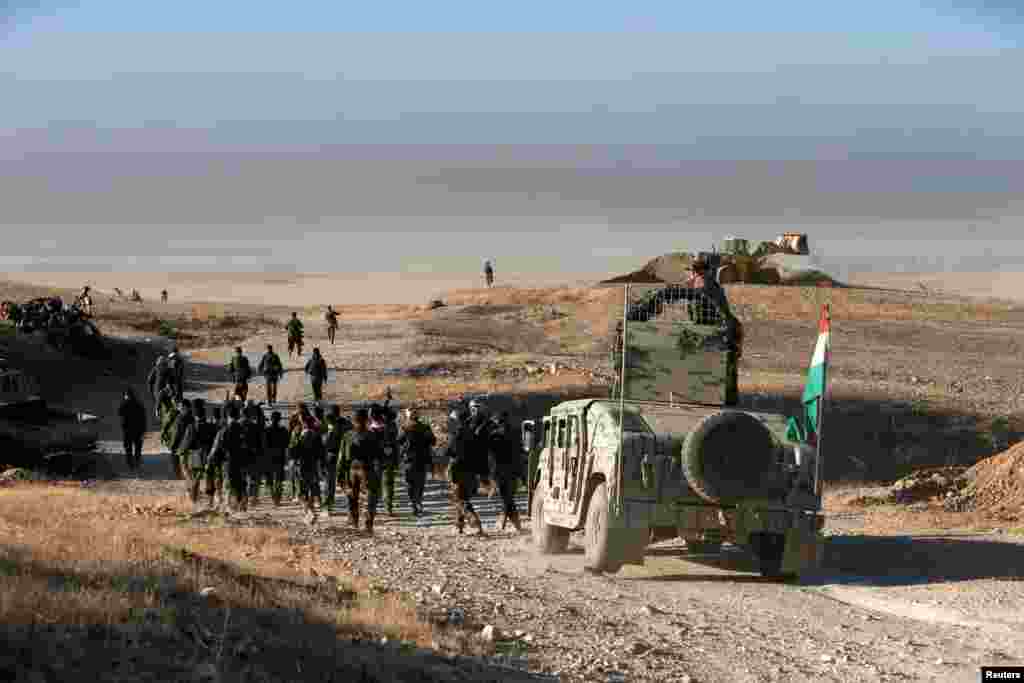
[616,283,629,517]
[813,304,829,497]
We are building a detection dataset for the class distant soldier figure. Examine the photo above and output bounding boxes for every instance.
[265,410,290,506]
[297,413,326,523]
[342,407,385,533]
[75,285,93,317]
[445,400,488,536]
[325,305,339,345]
[304,347,328,403]
[321,405,350,514]
[227,347,252,402]
[161,289,168,304]
[258,343,284,405]
[397,407,436,516]
[483,260,495,288]
[130,288,142,303]
[167,347,185,401]
[117,388,146,471]
[489,411,524,532]
[286,312,304,358]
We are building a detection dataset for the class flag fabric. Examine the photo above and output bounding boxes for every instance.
[786,304,831,444]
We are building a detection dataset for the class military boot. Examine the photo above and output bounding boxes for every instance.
[498,513,507,531]
[511,510,523,533]
[365,515,374,534]
[471,511,486,537]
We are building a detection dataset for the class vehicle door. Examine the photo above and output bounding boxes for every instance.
[566,414,585,508]
[548,416,567,504]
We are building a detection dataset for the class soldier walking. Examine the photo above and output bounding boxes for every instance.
[322,405,350,514]
[397,407,436,516]
[205,405,226,508]
[369,400,399,514]
[297,413,326,523]
[304,347,328,403]
[265,411,290,506]
[188,399,218,505]
[244,405,271,505]
[286,312,304,358]
[445,400,487,536]
[222,403,249,512]
[325,305,339,345]
[342,408,384,533]
[490,411,524,532]
[287,405,308,501]
[147,356,173,415]
[258,344,284,405]
[167,347,185,401]
[118,388,146,471]
[227,347,252,402]
[171,400,197,493]
[158,388,183,478]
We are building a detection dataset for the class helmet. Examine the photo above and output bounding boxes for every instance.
[691,256,708,273]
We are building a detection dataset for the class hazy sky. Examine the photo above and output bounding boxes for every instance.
[2,2,1023,279]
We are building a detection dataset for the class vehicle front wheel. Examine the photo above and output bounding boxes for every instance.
[583,482,625,574]
[531,485,569,554]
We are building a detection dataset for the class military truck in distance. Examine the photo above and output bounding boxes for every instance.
[522,269,824,579]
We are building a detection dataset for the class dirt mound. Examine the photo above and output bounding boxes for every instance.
[946,442,1024,518]
[601,251,839,287]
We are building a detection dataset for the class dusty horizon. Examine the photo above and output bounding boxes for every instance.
[4,268,1023,307]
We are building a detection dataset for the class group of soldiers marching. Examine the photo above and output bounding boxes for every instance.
[147,389,523,535]
[129,308,526,535]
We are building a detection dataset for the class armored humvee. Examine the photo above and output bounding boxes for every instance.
[522,261,824,579]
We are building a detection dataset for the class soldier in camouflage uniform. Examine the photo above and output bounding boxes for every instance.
[205,405,226,508]
[227,347,252,402]
[321,405,351,514]
[341,408,384,533]
[397,407,436,516]
[265,411,290,506]
[158,388,183,479]
[297,414,325,523]
[445,400,487,536]
[171,400,197,497]
[369,402,399,514]
[222,403,249,512]
[489,411,525,532]
[286,312,304,358]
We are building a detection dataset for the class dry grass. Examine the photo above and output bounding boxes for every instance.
[0,485,432,644]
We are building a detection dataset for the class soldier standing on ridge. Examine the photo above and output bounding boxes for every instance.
[228,347,252,402]
[342,407,384,533]
[265,411,290,506]
[161,289,168,304]
[397,407,436,516]
[483,259,494,288]
[258,343,284,405]
[286,312,304,358]
[117,388,146,471]
[325,305,339,345]
[305,347,328,403]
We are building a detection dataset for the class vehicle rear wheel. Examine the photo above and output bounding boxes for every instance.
[749,532,793,580]
[584,482,625,574]
[531,484,569,554]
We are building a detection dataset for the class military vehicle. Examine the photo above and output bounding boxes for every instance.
[522,261,825,579]
[0,359,101,467]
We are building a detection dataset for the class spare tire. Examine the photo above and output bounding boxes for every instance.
[681,411,786,504]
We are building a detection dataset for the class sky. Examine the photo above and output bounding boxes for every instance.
[2,1,1023,280]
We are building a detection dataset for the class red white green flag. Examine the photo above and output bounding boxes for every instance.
[787,304,831,444]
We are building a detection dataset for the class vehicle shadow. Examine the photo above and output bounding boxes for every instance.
[631,534,1024,586]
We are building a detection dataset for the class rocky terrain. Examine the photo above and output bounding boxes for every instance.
[4,277,1024,681]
